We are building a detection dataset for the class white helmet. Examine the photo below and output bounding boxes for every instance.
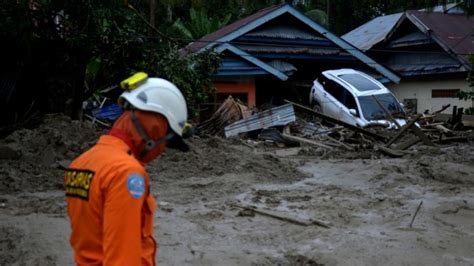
[119,77,188,136]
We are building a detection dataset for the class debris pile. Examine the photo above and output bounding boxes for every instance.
[199,100,473,158]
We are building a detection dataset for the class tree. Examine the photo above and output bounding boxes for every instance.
[0,0,221,131]
[172,8,232,40]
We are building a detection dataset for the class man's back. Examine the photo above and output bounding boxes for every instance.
[65,135,156,265]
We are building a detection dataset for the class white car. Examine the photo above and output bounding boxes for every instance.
[310,69,406,128]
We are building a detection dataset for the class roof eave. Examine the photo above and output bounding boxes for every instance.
[215,43,289,81]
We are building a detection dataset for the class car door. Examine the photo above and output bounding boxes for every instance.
[314,75,360,125]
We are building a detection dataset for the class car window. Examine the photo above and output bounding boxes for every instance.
[338,73,381,92]
[319,75,359,115]
[358,93,404,120]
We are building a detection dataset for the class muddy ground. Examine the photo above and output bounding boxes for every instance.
[0,114,473,265]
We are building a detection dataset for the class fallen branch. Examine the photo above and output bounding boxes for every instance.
[232,203,331,228]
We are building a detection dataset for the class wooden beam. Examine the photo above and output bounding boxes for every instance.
[394,136,420,150]
[282,133,334,150]
[386,114,422,147]
[410,125,435,146]
[232,203,331,228]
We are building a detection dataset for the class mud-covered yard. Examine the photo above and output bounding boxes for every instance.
[1,115,473,265]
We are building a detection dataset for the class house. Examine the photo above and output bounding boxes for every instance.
[343,5,474,114]
[184,4,399,116]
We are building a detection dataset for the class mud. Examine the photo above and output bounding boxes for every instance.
[0,114,473,265]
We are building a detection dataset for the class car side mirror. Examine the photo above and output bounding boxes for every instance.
[349,109,357,116]
[399,102,405,108]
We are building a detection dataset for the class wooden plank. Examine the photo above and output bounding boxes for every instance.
[394,136,420,150]
[410,125,435,146]
[282,133,334,150]
[284,100,386,142]
[378,146,405,158]
[232,204,331,228]
[325,135,355,151]
[386,114,422,147]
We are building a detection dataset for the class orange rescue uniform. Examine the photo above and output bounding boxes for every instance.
[65,135,157,265]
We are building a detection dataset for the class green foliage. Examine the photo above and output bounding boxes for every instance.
[0,0,221,122]
[153,47,221,117]
[457,54,474,114]
[172,8,232,40]
[305,9,328,27]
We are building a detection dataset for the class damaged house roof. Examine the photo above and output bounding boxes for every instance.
[184,4,400,83]
[342,6,474,76]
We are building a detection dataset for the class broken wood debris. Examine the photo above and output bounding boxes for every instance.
[198,96,250,136]
[231,203,331,228]
[284,99,387,142]
[200,97,471,158]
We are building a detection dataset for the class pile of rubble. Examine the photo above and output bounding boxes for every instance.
[198,98,473,158]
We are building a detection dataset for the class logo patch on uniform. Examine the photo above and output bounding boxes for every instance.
[127,174,145,199]
[64,169,95,200]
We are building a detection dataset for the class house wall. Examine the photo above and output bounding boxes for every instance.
[215,80,256,108]
[387,76,473,114]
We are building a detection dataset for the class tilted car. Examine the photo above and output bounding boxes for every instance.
[309,69,406,128]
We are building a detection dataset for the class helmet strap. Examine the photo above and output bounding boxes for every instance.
[129,110,173,159]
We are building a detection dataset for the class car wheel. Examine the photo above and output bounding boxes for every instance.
[312,103,322,113]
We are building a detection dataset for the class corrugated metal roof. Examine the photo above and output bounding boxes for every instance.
[390,64,464,76]
[342,13,403,51]
[389,31,432,47]
[343,8,474,73]
[407,10,474,65]
[184,4,284,52]
[266,60,297,74]
[245,24,325,40]
[236,44,342,55]
[184,4,400,83]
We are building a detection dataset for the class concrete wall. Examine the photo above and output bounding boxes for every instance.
[215,80,256,108]
[387,76,473,114]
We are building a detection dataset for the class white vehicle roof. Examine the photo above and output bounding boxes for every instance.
[321,69,391,97]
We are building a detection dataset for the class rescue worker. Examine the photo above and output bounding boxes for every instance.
[64,74,188,265]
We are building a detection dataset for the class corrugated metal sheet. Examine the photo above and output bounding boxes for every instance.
[342,13,403,51]
[224,104,296,137]
[236,44,342,55]
[407,11,474,64]
[266,60,297,74]
[389,31,432,47]
[245,24,325,40]
[390,64,463,76]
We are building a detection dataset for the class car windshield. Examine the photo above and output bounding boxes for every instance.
[358,93,405,121]
[338,73,381,92]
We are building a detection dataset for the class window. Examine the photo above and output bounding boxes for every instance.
[432,89,460,98]
[338,74,381,92]
[358,93,405,120]
[319,75,359,115]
